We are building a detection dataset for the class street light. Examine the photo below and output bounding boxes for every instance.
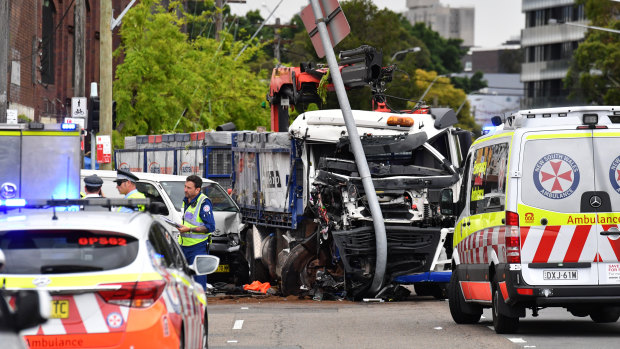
[548,18,620,34]
[391,47,421,61]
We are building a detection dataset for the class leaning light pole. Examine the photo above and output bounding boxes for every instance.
[307,0,387,295]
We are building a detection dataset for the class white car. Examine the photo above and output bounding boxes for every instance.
[80,170,248,285]
[0,200,219,348]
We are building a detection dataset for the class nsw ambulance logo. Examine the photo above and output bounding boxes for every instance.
[533,153,580,199]
[610,155,620,195]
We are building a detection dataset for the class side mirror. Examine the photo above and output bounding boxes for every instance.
[14,289,50,331]
[439,188,455,216]
[190,255,220,276]
[149,202,169,215]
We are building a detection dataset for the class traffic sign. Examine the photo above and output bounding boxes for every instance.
[6,109,18,124]
[72,97,87,118]
[300,0,350,58]
[64,117,85,130]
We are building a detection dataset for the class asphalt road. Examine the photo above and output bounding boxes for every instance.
[206,294,620,349]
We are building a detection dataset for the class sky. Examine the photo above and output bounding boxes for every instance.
[228,0,525,48]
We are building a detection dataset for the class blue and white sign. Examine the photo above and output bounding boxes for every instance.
[610,155,620,195]
[533,153,580,199]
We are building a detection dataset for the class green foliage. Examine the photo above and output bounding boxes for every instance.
[451,72,488,94]
[565,0,620,104]
[113,0,270,142]
[406,22,467,74]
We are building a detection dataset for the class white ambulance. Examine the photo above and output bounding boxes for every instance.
[440,106,620,333]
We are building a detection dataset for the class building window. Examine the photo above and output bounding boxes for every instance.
[41,1,56,85]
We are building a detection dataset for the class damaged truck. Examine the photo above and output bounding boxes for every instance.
[233,46,471,298]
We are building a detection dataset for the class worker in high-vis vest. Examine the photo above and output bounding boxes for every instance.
[178,175,215,290]
[114,169,146,212]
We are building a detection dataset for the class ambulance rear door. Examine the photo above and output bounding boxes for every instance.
[592,127,620,285]
[518,130,598,286]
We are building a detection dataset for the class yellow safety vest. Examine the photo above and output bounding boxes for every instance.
[179,193,211,246]
[117,190,146,212]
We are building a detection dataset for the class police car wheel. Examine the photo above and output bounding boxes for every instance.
[492,283,519,334]
[589,306,620,323]
[448,268,482,324]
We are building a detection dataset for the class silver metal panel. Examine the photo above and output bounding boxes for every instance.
[0,134,22,199]
[21,134,81,199]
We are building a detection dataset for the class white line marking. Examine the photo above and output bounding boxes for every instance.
[227,340,238,343]
[233,320,244,330]
[433,327,443,330]
[241,307,249,310]
[508,338,527,343]
[524,346,536,348]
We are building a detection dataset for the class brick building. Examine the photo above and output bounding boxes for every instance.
[4,0,128,122]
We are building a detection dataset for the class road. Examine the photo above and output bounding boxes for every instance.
[206,294,620,349]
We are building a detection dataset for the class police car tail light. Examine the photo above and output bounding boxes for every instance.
[98,280,166,308]
[505,211,521,263]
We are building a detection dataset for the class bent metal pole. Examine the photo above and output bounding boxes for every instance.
[309,0,387,296]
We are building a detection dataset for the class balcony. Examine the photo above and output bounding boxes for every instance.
[521,59,571,82]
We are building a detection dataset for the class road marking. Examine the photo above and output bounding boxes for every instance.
[233,320,244,330]
[241,307,249,310]
[524,346,536,348]
[227,340,238,343]
[433,327,443,330]
[508,338,527,343]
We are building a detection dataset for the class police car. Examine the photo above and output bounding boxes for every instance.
[440,106,620,333]
[0,199,219,348]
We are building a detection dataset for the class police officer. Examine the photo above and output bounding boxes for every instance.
[83,174,104,197]
[114,169,146,212]
[178,175,215,290]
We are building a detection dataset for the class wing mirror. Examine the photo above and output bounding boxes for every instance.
[439,188,456,216]
[190,255,220,276]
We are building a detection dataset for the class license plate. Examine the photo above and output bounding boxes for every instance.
[215,264,230,273]
[51,300,69,319]
[543,270,578,280]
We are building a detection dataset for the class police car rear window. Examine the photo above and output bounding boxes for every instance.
[0,230,139,274]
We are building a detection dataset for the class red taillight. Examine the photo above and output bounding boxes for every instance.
[98,280,166,308]
[516,288,533,296]
[505,226,521,264]
[505,211,519,226]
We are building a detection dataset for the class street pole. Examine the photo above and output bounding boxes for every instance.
[74,0,85,169]
[309,0,387,296]
[215,0,223,41]
[0,0,9,123]
[100,0,113,170]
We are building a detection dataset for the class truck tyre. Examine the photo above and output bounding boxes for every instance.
[280,242,325,296]
[246,231,270,283]
[448,269,482,324]
[492,279,519,334]
[590,306,620,323]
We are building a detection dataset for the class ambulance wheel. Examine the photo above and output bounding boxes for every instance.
[448,269,482,324]
[590,306,620,323]
[492,281,519,334]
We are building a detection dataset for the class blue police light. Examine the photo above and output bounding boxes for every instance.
[0,199,27,207]
[482,125,495,135]
[61,123,79,131]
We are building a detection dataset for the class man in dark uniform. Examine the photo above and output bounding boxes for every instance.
[83,174,104,197]
[178,175,215,291]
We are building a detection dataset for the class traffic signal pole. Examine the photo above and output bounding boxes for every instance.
[100,0,113,170]
[309,0,387,296]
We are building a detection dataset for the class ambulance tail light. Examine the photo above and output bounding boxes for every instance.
[505,211,521,264]
[98,280,166,308]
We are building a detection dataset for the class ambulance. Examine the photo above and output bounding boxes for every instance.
[440,106,620,333]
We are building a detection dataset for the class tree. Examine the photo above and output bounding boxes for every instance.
[451,72,488,94]
[565,0,620,104]
[113,0,270,148]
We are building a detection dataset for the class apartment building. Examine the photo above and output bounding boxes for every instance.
[521,0,587,107]
[404,0,475,47]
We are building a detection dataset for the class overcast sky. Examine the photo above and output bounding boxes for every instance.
[228,0,525,48]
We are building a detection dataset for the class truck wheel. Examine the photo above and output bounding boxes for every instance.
[590,306,620,323]
[280,242,324,296]
[247,232,270,283]
[492,280,519,334]
[448,269,482,324]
